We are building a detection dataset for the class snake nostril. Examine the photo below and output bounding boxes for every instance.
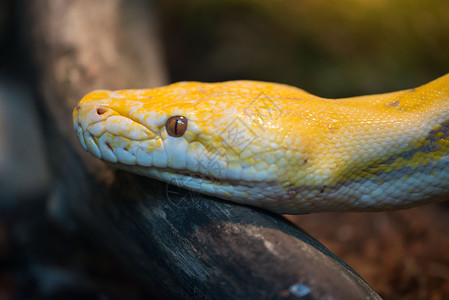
[96,107,107,115]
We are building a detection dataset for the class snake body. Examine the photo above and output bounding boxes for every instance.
[73,74,449,214]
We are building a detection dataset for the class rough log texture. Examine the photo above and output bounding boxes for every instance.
[28,1,381,299]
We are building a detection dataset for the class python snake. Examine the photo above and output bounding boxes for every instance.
[73,74,449,214]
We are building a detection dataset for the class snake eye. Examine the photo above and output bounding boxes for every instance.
[166,116,188,137]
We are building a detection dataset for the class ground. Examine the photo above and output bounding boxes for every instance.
[289,203,449,299]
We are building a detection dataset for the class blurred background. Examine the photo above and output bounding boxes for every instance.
[160,0,449,96]
[1,0,449,299]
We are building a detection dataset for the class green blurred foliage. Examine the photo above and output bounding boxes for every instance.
[160,0,449,97]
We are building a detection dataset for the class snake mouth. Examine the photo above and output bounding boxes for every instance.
[161,169,258,189]
[111,162,280,203]
[73,120,159,166]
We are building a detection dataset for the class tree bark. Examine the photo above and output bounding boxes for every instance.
[27,1,381,299]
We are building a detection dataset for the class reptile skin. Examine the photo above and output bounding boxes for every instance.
[73,74,449,214]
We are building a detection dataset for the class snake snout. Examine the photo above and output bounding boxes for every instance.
[72,102,116,159]
[73,100,160,166]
